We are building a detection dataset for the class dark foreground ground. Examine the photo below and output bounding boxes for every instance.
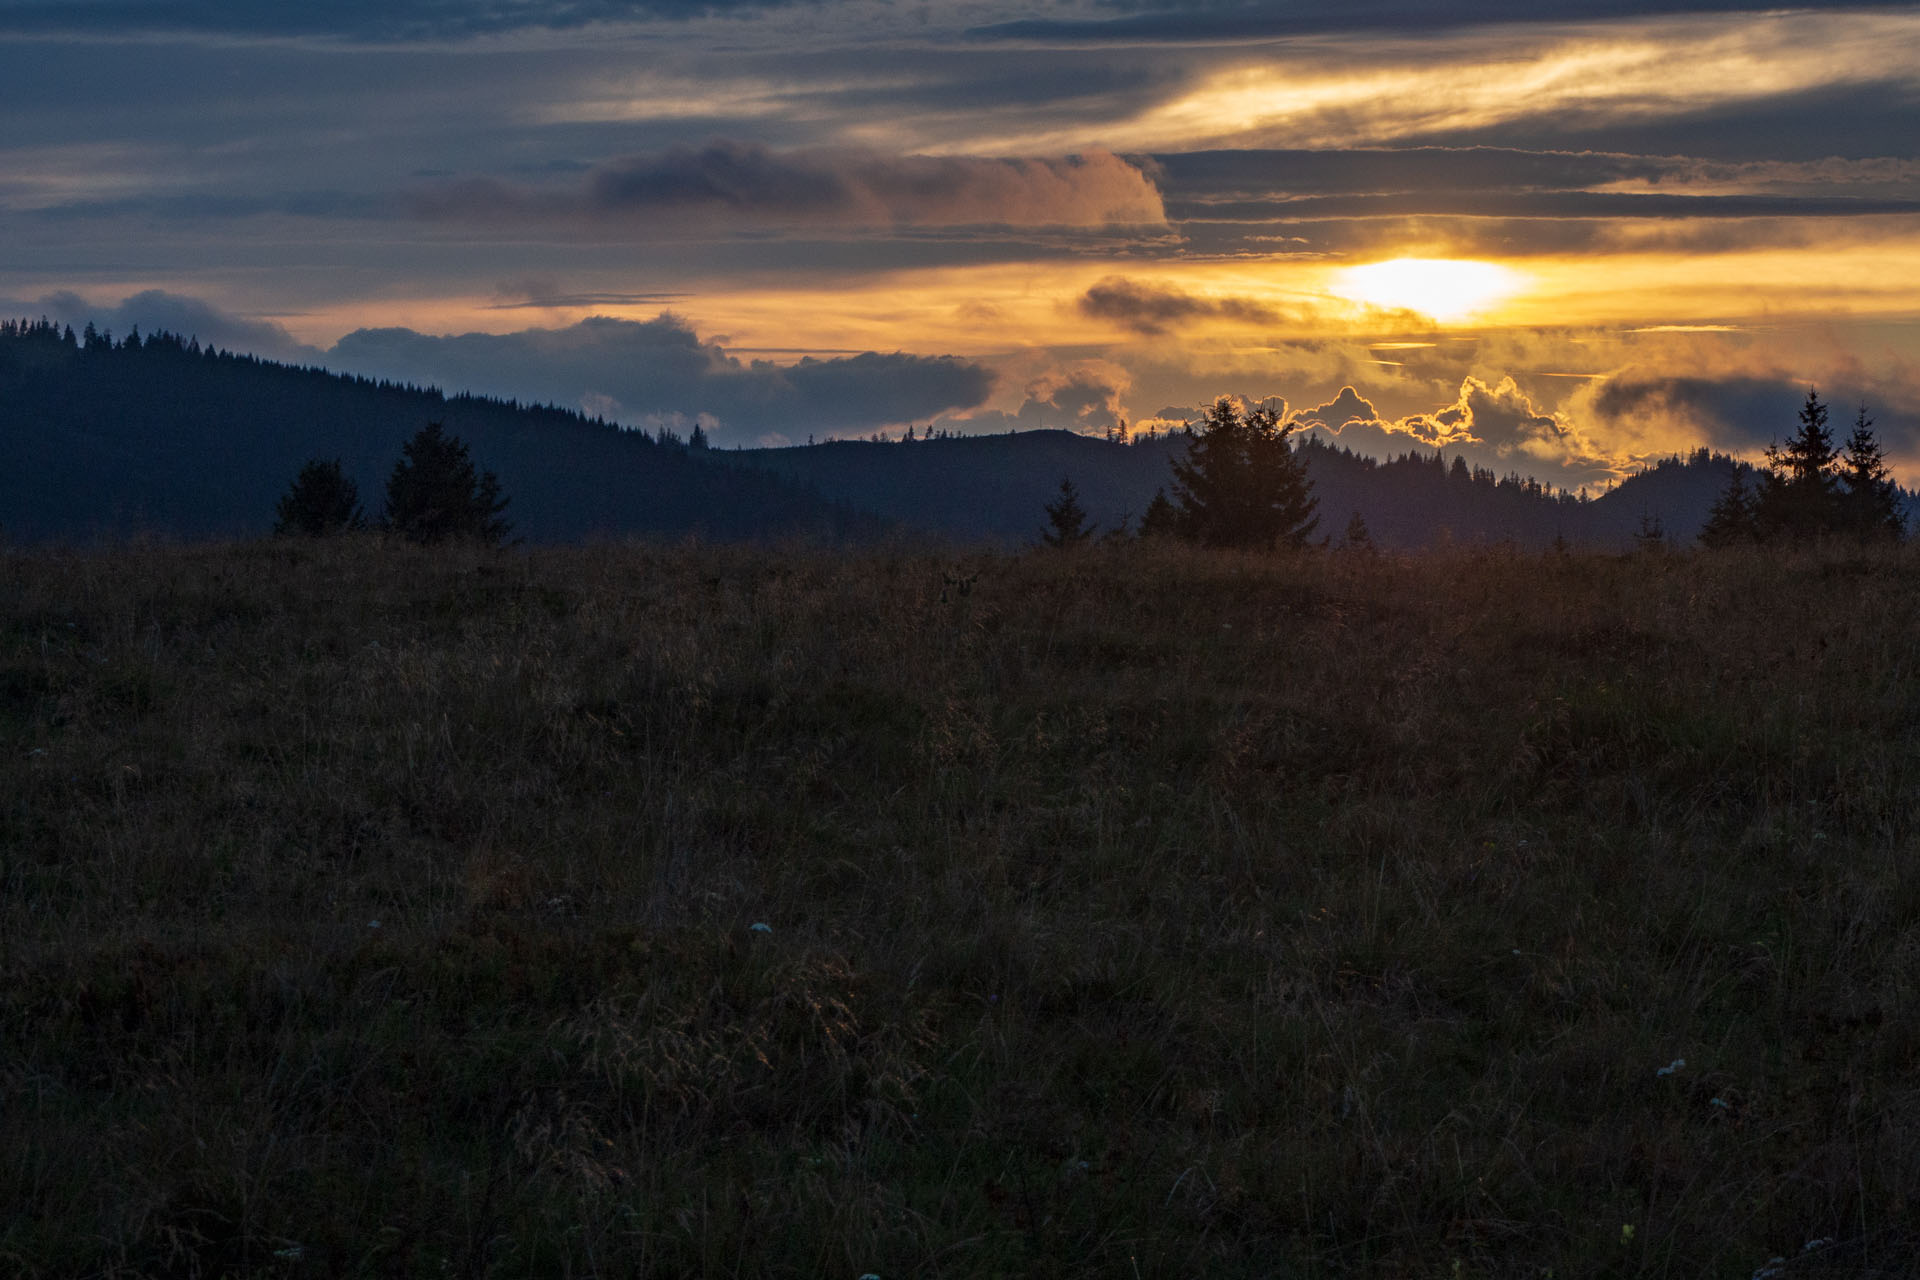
[4,537,1919,1278]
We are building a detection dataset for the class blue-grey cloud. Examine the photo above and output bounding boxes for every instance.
[933,363,1133,436]
[975,1,1911,44]
[1152,147,1674,199]
[1152,147,1920,201]
[1291,386,1380,431]
[1297,376,1607,467]
[0,0,817,40]
[1170,191,1920,222]
[416,141,1166,229]
[327,314,994,441]
[1588,374,1919,449]
[1077,276,1282,335]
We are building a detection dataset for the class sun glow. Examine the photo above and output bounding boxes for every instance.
[1332,258,1522,322]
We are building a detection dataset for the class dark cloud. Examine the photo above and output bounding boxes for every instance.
[933,363,1133,436]
[0,0,815,40]
[1291,386,1381,431]
[1585,372,1920,461]
[1590,374,1826,449]
[1152,147,1673,199]
[327,313,994,442]
[1296,376,1609,476]
[1412,82,1920,165]
[974,0,1908,44]
[417,141,1166,229]
[1077,276,1280,335]
[1169,191,1920,223]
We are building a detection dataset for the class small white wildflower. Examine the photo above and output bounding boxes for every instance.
[1656,1058,1685,1077]
[749,922,772,934]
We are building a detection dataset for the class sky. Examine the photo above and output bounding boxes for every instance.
[5,0,1920,489]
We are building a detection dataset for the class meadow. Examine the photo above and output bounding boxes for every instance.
[3,536,1918,1278]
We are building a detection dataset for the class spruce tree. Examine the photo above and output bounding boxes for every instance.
[274,458,365,537]
[1755,388,1840,542]
[383,422,513,546]
[1137,488,1179,540]
[1167,398,1318,549]
[1697,467,1757,548]
[1342,510,1375,553]
[1838,405,1904,542]
[1040,477,1094,548]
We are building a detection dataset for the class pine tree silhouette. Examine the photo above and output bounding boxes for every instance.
[1167,398,1317,549]
[1838,405,1904,542]
[383,422,513,546]
[1341,510,1375,553]
[1755,388,1840,542]
[1040,477,1094,548]
[275,458,365,536]
[1698,467,1757,548]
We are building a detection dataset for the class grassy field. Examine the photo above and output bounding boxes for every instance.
[4,536,1919,1278]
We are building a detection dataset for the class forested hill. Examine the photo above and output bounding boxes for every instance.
[0,321,882,544]
[725,430,1755,550]
[3,316,1772,548]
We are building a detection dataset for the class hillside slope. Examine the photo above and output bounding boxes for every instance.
[0,322,881,544]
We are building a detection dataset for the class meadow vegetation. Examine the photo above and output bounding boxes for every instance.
[4,535,1920,1277]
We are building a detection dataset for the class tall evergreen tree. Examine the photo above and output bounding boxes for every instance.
[1040,477,1094,548]
[1838,405,1904,542]
[383,422,513,546]
[275,458,365,536]
[1697,466,1757,548]
[1755,387,1840,542]
[1167,398,1318,549]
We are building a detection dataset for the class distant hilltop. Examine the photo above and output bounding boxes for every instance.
[0,317,1828,550]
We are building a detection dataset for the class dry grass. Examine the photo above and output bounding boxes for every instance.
[4,535,1920,1277]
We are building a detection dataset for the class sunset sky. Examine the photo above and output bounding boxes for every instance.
[5,0,1920,488]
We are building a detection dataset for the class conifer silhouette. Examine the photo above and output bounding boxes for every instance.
[1755,388,1840,542]
[1342,510,1375,553]
[275,458,365,536]
[1040,477,1094,548]
[1697,467,1757,548]
[383,422,512,546]
[1838,405,1904,542]
[1167,398,1317,549]
[1137,488,1179,540]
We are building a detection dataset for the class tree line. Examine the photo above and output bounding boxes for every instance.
[1698,389,1904,546]
[1043,388,1907,552]
[276,422,512,546]
[1042,398,1321,550]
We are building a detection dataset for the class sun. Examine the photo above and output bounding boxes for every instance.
[1331,258,1522,323]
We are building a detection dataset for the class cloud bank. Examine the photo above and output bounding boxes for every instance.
[328,313,995,441]
[418,142,1167,230]
[1077,276,1281,335]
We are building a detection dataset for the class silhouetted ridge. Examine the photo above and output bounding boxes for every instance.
[727,427,1802,550]
[0,318,883,544]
